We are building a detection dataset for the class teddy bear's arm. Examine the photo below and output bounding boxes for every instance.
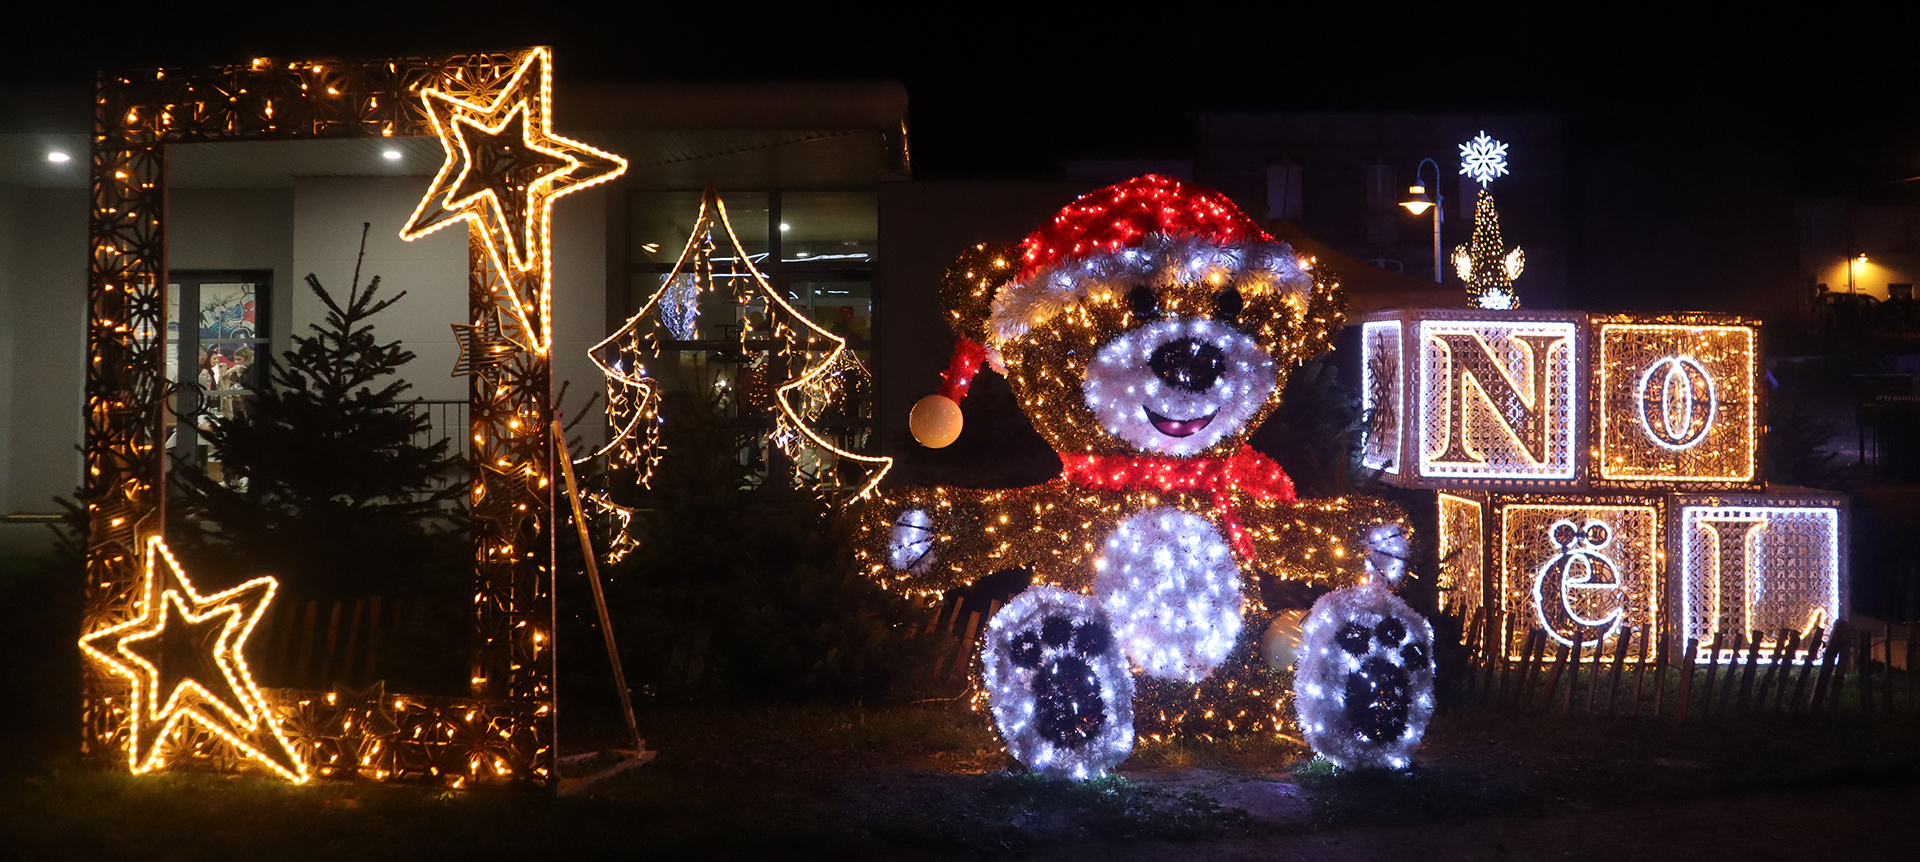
[854,485,1024,596]
[1238,495,1411,590]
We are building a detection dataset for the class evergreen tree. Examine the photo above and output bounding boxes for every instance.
[171,225,464,596]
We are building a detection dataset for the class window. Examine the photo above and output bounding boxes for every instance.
[166,271,271,485]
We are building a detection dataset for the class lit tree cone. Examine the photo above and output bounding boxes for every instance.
[855,176,1411,775]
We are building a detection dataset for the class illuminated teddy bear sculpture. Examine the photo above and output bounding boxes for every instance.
[857,175,1414,779]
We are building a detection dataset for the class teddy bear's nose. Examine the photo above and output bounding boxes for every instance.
[1150,338,1226,392]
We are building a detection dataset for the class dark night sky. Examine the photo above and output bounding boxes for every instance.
[10,2,1920,311]
[10,2,1920,192]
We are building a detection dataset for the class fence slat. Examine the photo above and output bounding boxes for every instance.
[1766,629,1799,713]
[1859,627,1875,713]
[1629,627,1650,717]
[1699,631,1723,719]
[1736,630,1763,713]
[1676,637,1699,721]
[1792,625,1823,713]
[1605,627,1631,716]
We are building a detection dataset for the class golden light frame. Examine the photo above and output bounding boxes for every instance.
[81,47,612,786]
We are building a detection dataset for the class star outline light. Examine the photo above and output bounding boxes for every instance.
[78,537,308,782]
[1458,131,1510,188]
[400,47,628,352]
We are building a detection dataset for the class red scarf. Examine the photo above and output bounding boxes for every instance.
[1059,445,1296,559]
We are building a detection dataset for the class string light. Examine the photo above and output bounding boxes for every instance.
[586,187,891,498]
[1593,317,1759,486]
[78,537,309,782]
[1411,318,1580,482]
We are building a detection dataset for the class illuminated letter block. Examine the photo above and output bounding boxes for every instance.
[1437,491,1663,655]
[1362,310,1584,489]
[1591,314,1762,489]
[1671,490,1846,663]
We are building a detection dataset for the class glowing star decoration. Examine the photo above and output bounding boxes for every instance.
[1593,317,1760,487]
[586,186,891,499]
[982,586,1135,780]
[1458,131,1510,188]
[400,47,628,353]
[1293,582,1435,771]
[78,538,307,782]
[1675,493,1844,664]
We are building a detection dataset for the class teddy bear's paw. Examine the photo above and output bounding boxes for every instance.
[1093,508,1244,682]
[983,586,1135,780]
[1293,583,1435,771]
[1361,521,1411,587]
[886,508,937,575]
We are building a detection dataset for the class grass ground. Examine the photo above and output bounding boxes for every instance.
[4,698,1919,861]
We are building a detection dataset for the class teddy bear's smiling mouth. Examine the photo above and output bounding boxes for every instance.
[1144,406,1218,438]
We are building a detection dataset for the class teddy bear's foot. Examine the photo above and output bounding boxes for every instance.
[1293,583,1435,771]
[982,586,1134,780]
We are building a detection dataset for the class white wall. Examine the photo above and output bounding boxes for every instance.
[290,176,608,446]
[169,188,295,351]
[0,184,86,529]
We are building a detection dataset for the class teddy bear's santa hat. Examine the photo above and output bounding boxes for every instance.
[911,174,1315,448]
[987,174,1314,343]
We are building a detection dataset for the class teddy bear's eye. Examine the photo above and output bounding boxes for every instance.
[1212,288,1243,323]
[1128,285,1160,321]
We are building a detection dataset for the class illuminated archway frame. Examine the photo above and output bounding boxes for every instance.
[82,49,594,786]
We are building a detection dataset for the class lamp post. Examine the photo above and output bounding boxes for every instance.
[1399,158,1443,283]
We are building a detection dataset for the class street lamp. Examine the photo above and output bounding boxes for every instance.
[1399,158,1443,283]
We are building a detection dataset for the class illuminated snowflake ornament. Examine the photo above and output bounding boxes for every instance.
[1458,131,1510,188]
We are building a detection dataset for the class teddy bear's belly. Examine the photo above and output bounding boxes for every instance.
[1091,507,1244,682]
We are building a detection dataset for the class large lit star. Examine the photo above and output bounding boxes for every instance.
[79,537,307,782]
[401,47,627,349]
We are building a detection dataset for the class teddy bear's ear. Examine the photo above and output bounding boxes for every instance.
[939,241,1020,344]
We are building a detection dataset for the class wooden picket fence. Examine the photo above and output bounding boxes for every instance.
[1456,607,1920,719]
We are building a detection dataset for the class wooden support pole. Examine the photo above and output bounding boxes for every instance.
[554,418,647,759]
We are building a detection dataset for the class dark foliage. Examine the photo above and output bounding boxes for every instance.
[1766,403,1840,488]
[167,227,465,599]
[586,388,940,703]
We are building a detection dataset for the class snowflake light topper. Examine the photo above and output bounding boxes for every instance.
[1458,131,1510,188]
